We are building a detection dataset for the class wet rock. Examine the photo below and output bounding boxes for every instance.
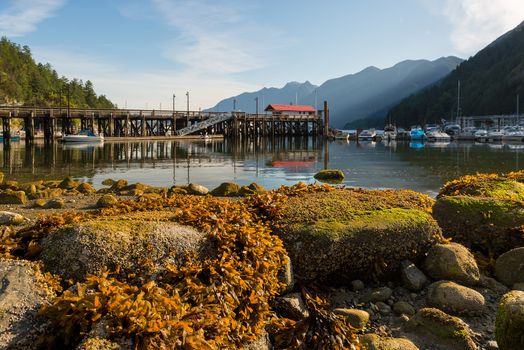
[351,279,365,291]
[96,194,119,208]
[401,260,427,291]
[272,293,309,320]
[375,301,392,315]
[274,189,442,282]
[495,290,524,350]
[0,190,27,205]
[313,169,345,184]
[33,199,47,208]
[423,243,480,286]
[360,334,419,350]
[495,247,524,287]
[433,195,524,254]
[0,260,56,349]
[76,182,96,194]
[361,287,393,303]
[278,256,294,292]
[393,301,415,316]
[479,275,509,294]
[427,281,485,316]
[186,183,209,195]
[59,176,79,189]
[101,178,115,186]
[333,308,369,329]
[0,211,25,225]
[210,182,240,197]
[109,179,128,192]
[45,198,65,209]
[408,308,477,350]
[40,219,214,281]
[238,183,267,196]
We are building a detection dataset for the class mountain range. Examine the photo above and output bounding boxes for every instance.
[207,57,463,128]
[387,20,524,127]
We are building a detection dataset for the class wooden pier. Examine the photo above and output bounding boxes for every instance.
[0,104,326,142]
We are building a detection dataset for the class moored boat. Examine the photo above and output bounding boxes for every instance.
[358,129,376,141]
[384,124,397,141]
[409,127,426,140]
[61,129,104,143]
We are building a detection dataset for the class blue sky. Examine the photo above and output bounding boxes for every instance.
[1,0,523,109]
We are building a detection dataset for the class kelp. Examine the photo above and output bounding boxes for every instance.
[1,183,360,349]
[269,289,360,350]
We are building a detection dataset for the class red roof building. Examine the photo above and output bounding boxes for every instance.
[264,104,316,115]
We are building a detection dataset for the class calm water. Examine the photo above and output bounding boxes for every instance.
[2,138,523,196]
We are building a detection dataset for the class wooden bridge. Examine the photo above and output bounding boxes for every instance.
[0,104,327,142]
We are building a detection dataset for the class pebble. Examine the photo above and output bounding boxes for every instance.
[375,301,391,315]
[351,280,365,291]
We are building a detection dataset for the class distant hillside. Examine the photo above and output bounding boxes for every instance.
[208,57,462,129]
[206,81,317,113]
[387,21,524,127]
[0,37,114,108]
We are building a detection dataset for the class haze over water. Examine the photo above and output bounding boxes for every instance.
[2,138,523,196]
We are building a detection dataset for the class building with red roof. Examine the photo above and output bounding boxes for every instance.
[264,104,317,115]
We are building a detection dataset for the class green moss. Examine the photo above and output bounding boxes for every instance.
[433,195,524,254]
[495,291,524,350]
[314,169,344,183]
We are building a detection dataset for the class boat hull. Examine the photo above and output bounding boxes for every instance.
[61,135,104,142]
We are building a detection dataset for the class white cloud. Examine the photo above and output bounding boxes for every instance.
[151,0,269,73]
[0,0,66,37]
[438,0,524,54]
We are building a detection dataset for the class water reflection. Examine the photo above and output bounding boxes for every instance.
[1,138,523,195]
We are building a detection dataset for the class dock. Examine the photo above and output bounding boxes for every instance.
[0,103,328,142]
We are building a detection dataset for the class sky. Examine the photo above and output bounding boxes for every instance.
[0,0,523,110]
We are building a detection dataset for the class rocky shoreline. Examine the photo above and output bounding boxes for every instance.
[1,171,524,349]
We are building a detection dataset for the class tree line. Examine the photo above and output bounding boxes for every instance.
[0,37,115,109]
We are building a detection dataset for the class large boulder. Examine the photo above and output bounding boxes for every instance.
[313,169,345,184]
[0,260,56,349]
[40,219,214,281]
[495,290,524,350]
[0,190,27,205]
[0,211,25,225]
[273,189,442,282]
[186,183,209,195]
[495,247,524,287]
[96,194,118,208]
[76,182,96,194]
[59,176,79,190]
[422,243,480,286]
[210,182,240,197]
[433,173,524,254]
[408,308,477,350]
[427,281,485,316]
[333,308,369,329]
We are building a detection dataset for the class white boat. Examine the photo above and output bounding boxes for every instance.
[502,129,524,143]
[384,125,397,141]
[358,129,376,141]
[444,124,461,137]
[426,128,451,142]
[487,130,504,142]
[61,129,104,143]
[474,129,488,142]
[457,127,478,141]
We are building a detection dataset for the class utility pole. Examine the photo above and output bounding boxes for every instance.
[186,91,190,127]
[172,94,176,134]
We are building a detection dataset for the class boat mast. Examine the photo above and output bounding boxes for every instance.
[456,80,461,125]
[517,94,520,126]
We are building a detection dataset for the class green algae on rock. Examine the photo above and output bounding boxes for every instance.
[96,194,119,208]
[408,308,477,350]
[432,195,524,254]
[273,188,442,282]
[495,290,524,350]
[0,190,27,205]
[313,169,345,183]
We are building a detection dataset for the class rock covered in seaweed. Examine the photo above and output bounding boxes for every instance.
[40,219,214,281]
[313,169,345,183]
[433,172,524,254]
[210,182,240,197]
[273,188,442,282]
